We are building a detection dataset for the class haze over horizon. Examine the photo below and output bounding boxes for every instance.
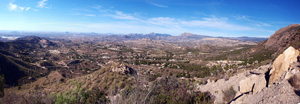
[0,0,299,37]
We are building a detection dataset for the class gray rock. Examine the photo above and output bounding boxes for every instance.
[239,74,266,94]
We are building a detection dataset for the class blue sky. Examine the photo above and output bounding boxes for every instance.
[0,0,299,37]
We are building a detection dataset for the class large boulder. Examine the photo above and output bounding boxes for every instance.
[269,46,300,85]
[239,74,266,94]
[234,79,300,104]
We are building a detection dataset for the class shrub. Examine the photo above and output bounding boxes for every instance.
[222,86,236,103]
[149,73,161,81]
[288,74,300,89]
[53,82,109,104]
[121,86,134,99]
[146,77,214,104]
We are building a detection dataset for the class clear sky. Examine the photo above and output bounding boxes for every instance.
[0,0,299,37]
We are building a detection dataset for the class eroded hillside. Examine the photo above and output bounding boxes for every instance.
[0,24,300,104]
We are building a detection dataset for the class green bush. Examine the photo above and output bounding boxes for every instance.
[54,82,109,104]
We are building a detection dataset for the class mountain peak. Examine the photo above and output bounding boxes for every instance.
[179,32,196,37]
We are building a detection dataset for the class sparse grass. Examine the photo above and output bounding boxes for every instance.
[146,77,213,104]
[205,46,252,61]
[121,86,134,99]
[135,59,223,78]
[134,60,164,65]
[176,63,223,78]
[240,51,273,65]
[1,63,137,103]
[149,73,161,81]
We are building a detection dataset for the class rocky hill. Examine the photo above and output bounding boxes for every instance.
[0,36,57,53]
[0,36,57,87]
[250,24,300,57]
[0,53,48,86]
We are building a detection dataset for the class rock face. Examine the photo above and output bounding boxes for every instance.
[196,64,271,104]
[198,47,300,103]
[233,79,300,104]
[269,46,300,85]
[230,47,300,104]
[239,74,266,94]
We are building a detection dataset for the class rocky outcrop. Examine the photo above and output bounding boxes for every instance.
[232,47,300,104]
[196,64,271,104]
[198,46,300,104]
[233,79,300,104]
[111,63,136,75]
[239,74,266,94]
[269,46,300,85]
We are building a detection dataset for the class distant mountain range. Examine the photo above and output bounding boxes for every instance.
[221,36,268,42]
[0,31,267,42]
[0,36,57,53]
[97,32,267,43]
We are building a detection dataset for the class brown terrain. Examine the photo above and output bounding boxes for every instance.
[0,24,299,104]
